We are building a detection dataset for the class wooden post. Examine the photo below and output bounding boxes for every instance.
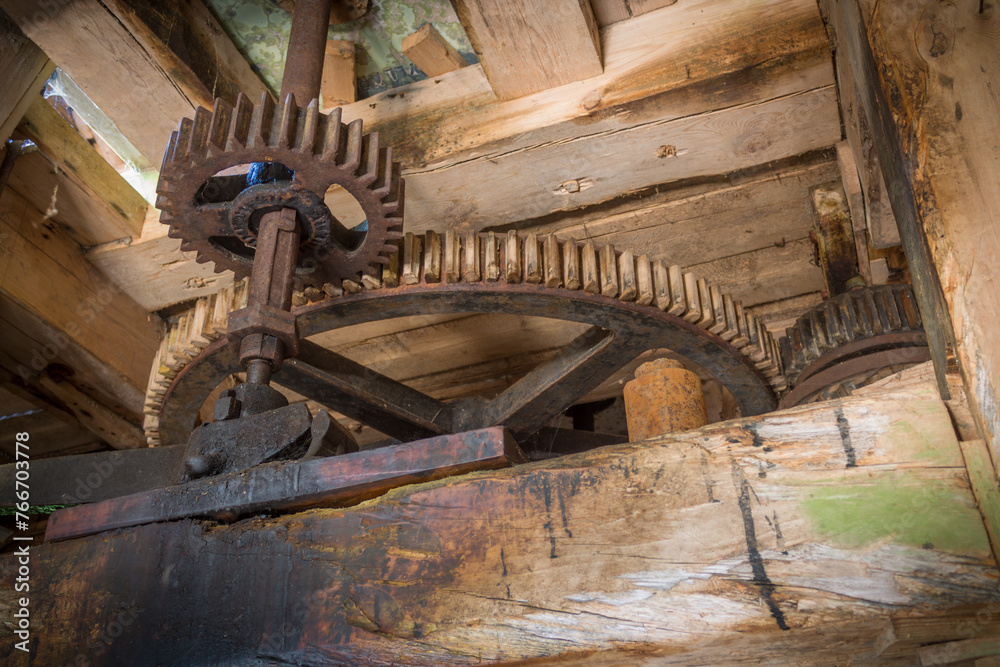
[401,24,468,77]
[320,39,355,110]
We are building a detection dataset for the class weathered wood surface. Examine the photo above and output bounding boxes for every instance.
[0,12,52,144]
[822,0,1000,468]
[0,0,264,166]
[0,187,159,417]
[320,39,355,110]
[15,96,147,243]
[401,23,468,78]
[90,0,836,312]
[3,368,997,664]
[453,0,602,100]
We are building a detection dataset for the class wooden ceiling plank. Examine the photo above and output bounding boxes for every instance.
[16,95,147,242]
[0,12,53,144]
[0,187,159,416]
[101,0,270,108]
[0,0,266,167]
[453,0,602,100]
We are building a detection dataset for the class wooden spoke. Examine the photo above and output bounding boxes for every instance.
[477,326,646,439]
[278,340,451,442]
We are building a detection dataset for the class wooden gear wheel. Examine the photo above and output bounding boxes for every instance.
[143,232,789,448]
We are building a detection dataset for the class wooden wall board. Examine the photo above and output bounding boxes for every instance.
[822,0,1000,467]
[453,0,602,100]
[0,187,159,415]
[4,372,997,664]
[0,12,52,144]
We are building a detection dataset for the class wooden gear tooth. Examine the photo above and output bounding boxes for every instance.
[143,229,788,445]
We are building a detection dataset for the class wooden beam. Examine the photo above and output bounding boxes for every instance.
[16,95,146,242]
[101,0,269,107]
[36,373,145,450]
[0,187,159,416]
[320,39,355,110]
[0,0,267,166]
[0,12,53,144]
[919,636,1000,666]
[401,23,468,77]
[453,0,602,100]
[821,0,1000,467]
[590,0,678,26]
[7,369,999,664]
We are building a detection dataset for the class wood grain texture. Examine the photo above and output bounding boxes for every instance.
[4,370,998,664]
[0,0,193,164]
[0,12,52,144]
[16,96,147,242]
[824,0,1000,470]
[0,187,159,415]
[402,23,468,77]
[453,0,601,100]
[321,39,355,109]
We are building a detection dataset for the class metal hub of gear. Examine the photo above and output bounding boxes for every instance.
[777,284,930,407]
[142,233,789,448]
[155,92,404,287]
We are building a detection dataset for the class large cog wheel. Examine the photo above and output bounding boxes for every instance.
[155,92,404,287]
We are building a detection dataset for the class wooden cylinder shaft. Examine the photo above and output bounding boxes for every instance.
[623,358,707,441]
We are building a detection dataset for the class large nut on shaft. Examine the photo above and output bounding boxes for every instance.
[623,358,708,441]
[227,304,299,366]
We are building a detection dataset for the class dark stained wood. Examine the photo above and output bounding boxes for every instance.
[4,368,998,665]
[45,426,523,541]
[0,446,183,506]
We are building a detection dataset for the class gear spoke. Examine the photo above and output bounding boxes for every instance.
[479,326,648,440]
[277,340,452,442]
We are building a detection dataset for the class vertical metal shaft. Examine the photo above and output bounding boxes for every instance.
[280,0,333,103]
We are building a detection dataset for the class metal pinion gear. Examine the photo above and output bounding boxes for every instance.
[155,91,405,287]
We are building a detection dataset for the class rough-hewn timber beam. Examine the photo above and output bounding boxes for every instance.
[90,0,838,311]
[0,0,268,166]
[820,0,1000,471]
[0,12,52,144]
[1,365,996,664]
[0,187,159,417]
[452,0,602,100]
[16,95,147,243]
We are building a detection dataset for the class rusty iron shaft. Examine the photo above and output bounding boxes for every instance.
[280,0,334,103]
[230,207,302,383]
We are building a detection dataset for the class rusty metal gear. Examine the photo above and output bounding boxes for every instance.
[777,284,930,407]
[155,91,404,287]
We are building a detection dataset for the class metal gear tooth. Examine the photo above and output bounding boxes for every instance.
[159,130,180,175]
[320,107,344,161]
[173,117,194,163]
[341,118,364,173]
[358,132,382,186]
[179,241,197,252]
[187,107,213,159]
[207,98,233,154]
[249,91,275,148]
[228,92,254,150]
[300,99,320,154]
[167,226,184,239]
[276,93,298,149]
[373,152,399,200]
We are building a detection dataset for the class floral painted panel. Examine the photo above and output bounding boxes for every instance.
[206,0,478,98]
